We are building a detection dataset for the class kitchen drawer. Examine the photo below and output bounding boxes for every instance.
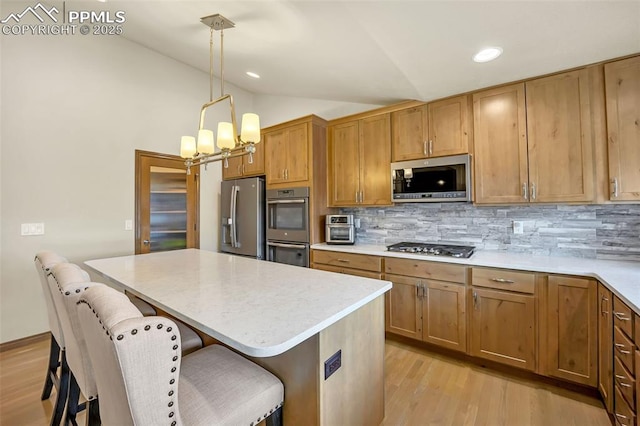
[615,325,636,373]
[312,263,382,280]
[471,267,535,294]
[615,355,636,410]
[615,385,636,426]
[614,296,634,338]
[384,258,467,283]
[311,250,382,272]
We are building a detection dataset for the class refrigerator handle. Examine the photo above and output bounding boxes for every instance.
[230,185,239,248]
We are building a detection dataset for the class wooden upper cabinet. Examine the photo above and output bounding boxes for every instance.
[428,95,470,157]
[359,114,392,205]
[222,139,265,180]
[605,55,640,201]
[473,83,529,204]
[525,69,594,203]
[328,114,392,206]
[264,122,309,187]
[265,128,288,184]
[328,121,360,206]
[391,105,429,161]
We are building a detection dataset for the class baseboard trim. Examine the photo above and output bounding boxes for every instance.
[0,332,50,353]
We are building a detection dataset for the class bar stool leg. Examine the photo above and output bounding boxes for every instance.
[41,334,60,400]
[65,374,81,426]
[87,399,100,426]
[266,406,283,426]
[50,352,70,426]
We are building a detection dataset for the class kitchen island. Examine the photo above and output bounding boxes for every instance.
[85,249,392,425]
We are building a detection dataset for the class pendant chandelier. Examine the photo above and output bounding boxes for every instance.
[180,14,260,174]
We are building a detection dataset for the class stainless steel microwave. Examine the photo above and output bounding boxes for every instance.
[391,154,472,202]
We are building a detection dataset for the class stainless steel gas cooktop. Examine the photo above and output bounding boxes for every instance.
[386,242,475,259]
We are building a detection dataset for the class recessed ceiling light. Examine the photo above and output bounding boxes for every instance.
[246,71,260,79]
[473,47,503,63]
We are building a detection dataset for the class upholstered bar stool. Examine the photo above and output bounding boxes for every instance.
[48,263,101,425]
[78,285,284,426]
[125,293,204,356]
[34,251,69,426]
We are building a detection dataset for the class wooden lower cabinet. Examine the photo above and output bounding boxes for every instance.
[541,276,598,387]
[422,280,466,352]
[469,287,536,371]
[385,258,468,352]
[599,282,614,412]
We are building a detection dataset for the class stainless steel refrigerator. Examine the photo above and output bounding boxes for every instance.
[220,177,265,259]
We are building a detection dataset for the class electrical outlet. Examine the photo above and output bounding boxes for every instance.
[513,221,524,234]
[324,350,342,380]
[125,219,133,231]
[354,218,361,229]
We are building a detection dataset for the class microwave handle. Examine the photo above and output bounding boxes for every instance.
[267,199,306,204]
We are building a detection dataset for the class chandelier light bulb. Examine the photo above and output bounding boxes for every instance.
[241,113,261,144]
[180,136,197,159]
[197,129,215,154]
[216,122,235,150]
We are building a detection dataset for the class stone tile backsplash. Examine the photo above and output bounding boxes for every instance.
[341,203,640,261]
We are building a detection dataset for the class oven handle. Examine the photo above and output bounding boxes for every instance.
[267,242,308,249]
[267,199,306,204]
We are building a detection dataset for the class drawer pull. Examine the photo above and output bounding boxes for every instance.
[490,278,515,284]
[615,343,631,354]
[337,259,350,263]
[614,311,631,321]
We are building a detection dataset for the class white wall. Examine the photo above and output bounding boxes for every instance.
[0,32,383,344]
[0,33,254,343]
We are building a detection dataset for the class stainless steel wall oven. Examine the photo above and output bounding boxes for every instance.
[266,187,310,267]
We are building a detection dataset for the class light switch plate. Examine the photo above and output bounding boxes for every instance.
[21,222,45,236]
[125,219,133,231]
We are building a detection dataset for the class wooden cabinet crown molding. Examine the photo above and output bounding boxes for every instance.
[327,100,425,127]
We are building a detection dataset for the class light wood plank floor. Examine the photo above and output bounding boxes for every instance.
[0,336,610,425]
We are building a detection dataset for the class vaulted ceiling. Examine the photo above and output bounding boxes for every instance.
[97,1,639,104]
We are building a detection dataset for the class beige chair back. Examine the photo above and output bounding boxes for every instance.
[34,251,67,346]
[78,285,183,425]
[48,263,99,400]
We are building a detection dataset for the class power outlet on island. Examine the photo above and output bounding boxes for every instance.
[324,350,342,380]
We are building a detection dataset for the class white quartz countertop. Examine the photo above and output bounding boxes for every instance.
[85,249,391,357]
[311,243,640,314]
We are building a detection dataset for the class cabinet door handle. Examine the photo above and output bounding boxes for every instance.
[242,163,246,175]
[355,191,359,203]
[616,376,632,387]
[490,278,515,284]
[612,178,619,198]
[473,291,478,308]
[237,164,242,174]
[601,296,609,315]
[428,140,433,156]
[613,311,631,321]
[615,343,631,354]
[360,191,364,203]
[531,182,536,200]
[423,141,428,156]
[522,182,528,200]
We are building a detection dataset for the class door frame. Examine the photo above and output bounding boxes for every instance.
[134,150,200,254]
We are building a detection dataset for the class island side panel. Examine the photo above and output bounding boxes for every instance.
[251,335,320,426]
[319,295,385,425]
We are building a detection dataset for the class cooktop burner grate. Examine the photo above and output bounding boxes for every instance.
[386,242,475,259]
